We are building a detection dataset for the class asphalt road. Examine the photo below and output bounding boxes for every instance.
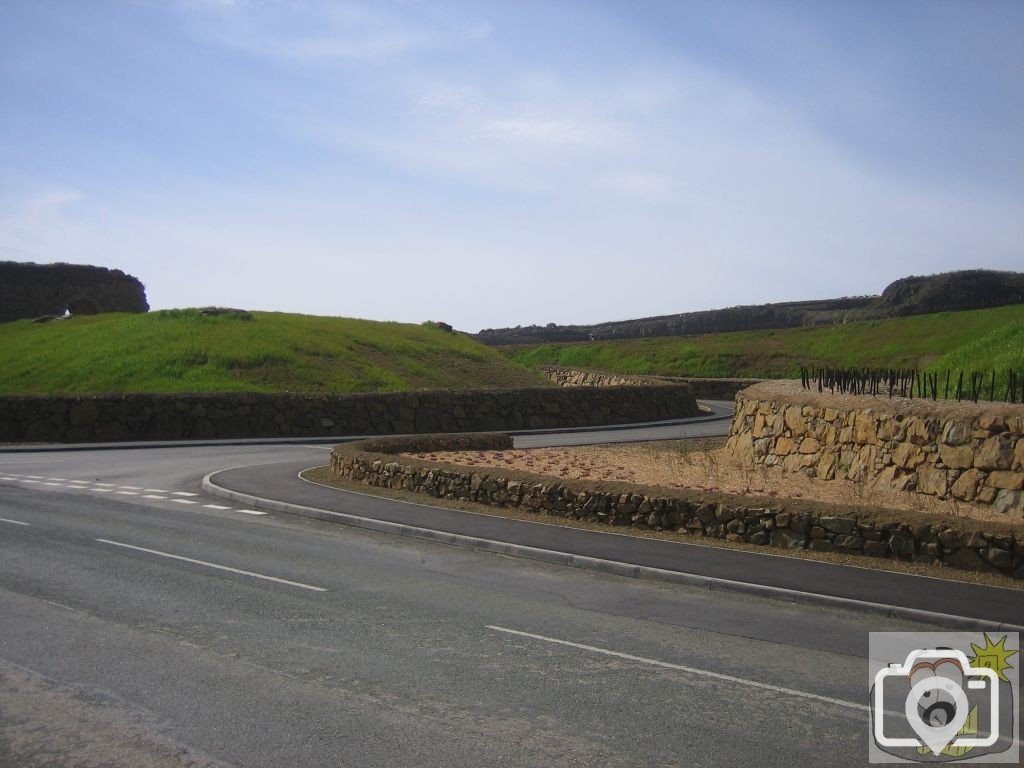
[0,437,1019,767]
[510,400,735,447]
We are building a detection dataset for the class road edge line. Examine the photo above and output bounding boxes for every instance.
[201,471,1024,634]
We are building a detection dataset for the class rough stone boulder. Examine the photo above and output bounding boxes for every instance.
[0,261,149,322]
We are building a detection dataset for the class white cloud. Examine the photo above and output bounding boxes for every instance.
[594,172,677,203]
[178,0,433,63]
[483,117,626,150]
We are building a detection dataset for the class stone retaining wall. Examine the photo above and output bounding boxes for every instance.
[0,384,698,443]
[540,367,759,399]
[330,435,1024,578]
[727,381,1024,518]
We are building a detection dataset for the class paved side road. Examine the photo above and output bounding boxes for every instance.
[208,460,1024,630]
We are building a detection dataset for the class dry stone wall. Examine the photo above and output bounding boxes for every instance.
[331,435,1024,578]
[0,384,698,443]
[727,381,1024,518]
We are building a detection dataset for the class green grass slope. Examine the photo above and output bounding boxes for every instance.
[504,304,1024,380]
[926,320,1024,389]
[0,310,548,395]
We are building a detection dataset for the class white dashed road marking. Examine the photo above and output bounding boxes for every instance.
[2,475,269,521]
[95,539,328,592]
[486,626,867,714]
[0,517,30,527]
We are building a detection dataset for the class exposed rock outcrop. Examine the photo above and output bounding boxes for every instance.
[0,261,148,323]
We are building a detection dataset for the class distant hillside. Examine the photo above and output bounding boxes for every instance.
[504,304,1024,381]
[475,269,1024,345]
[0,260,148,322]
[0,310,548,395]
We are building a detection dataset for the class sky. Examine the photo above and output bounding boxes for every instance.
[1,1,1022,332]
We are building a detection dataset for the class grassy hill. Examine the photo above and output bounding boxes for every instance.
[926,320,1024,388]
[0,310,548,395]
[504,304,1024,380]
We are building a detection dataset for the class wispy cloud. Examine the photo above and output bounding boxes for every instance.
[594,172,677,203]
[483,117,626,150]
[179,0,433,63]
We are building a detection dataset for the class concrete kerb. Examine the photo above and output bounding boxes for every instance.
[200,470,1024,634]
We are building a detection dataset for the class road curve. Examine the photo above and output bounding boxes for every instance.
[205,459,1023,630]
[1,430,1021,767]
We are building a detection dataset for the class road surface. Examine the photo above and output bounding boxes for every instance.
[0,433,1018,766]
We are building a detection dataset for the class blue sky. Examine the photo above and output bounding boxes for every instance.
[1,1,1021,331]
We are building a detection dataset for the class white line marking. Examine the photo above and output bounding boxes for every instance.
[65,485,88,490]
[47,477,67,481]
[171,491,198,497]
[118,486,142,490]
[144,489,170,493]
[90,488,114,493]
[171,499,198,505]
[238,510,268,516]
[94,483,116,487]
[0,517,30,527]
[486,626,867,713]
[42,482,62,486]
[142,494,167,500]
[22,479,40,484]
[202,504,231,510]
[68,480,90,484]
[95,539,327,592]
[115,491,139,496]
[1,477,19,481]
[25,476,43,479]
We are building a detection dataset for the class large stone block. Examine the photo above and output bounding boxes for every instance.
[986,471,1024,491]
[770,529,806,549]
[853,412,877,444]
[975,435,1015,470]
[950,469,983,501]
[938,444,975,470]
[893,442,926,469]
[993,489,1023,516]
[915,465,949,497]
